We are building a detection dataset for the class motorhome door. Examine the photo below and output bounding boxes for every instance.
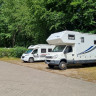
[32,49,39,58]
[64,45,74,64]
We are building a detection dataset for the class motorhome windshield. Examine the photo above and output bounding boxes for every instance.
[25,49,33,54]
[52,45,66,52]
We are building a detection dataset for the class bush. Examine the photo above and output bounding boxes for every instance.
[0,47,27,58]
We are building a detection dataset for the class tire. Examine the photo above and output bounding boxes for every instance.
[59,61,67,70]
[28,57,34,63]
[48,64,54,69]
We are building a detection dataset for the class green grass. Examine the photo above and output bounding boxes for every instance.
[0,57,20,61]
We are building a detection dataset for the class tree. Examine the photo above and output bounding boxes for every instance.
[0,0,96,47]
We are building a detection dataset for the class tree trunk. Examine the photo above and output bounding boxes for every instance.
[12,33,16,47]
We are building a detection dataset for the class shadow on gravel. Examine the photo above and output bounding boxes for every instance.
[68,63,96,69]
[23,61,44,63]
[46,63,96,70]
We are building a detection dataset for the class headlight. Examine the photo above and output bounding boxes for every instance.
[53,55,58,59]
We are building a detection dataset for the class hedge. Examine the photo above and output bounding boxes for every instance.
[0,47,27,58]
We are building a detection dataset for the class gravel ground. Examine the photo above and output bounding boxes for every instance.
[0,61,96,96]
[0,58,96,83]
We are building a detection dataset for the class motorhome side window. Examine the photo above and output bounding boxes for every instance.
[48,49,52,52]
[68,34,75,40]
[94,40,96,44]
[41,49,46,53]
[65,46,72,53]
[81,37,84,43]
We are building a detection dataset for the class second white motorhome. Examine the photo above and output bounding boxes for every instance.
[45,30,96,70]
[21,44,55,62]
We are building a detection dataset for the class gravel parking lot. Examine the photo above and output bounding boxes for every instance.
[0,61,96,96]
[0,58,96,83]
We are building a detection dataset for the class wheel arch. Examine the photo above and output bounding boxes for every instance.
[29,57,34,60]
[28,57,34,63]
[60,59,67,63]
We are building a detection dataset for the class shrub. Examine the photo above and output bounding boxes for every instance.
[0,47,27,58]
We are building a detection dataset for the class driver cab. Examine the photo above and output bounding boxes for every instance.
[64,45,74,63]
[32,49,38,54]
[64,46,73,54]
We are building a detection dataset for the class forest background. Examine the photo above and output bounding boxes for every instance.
[0,0,96,47]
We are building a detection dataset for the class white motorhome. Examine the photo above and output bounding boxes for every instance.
[45,30,96,70]
[21,44,55,62]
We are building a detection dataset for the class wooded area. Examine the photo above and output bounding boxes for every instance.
[0,0,96,47]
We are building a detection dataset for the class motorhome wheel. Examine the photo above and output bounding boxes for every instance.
[29,57,34,63]
[59,61,67,70]
[48,64,54,69]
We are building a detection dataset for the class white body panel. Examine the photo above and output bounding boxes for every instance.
[45,30,96,65]
[47,31,78,45]
[21,44,55,62]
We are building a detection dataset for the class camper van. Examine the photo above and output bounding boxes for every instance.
[21,44,55,63]
[45,30,96,70]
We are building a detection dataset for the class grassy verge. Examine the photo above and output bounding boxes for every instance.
[0,57,96,83]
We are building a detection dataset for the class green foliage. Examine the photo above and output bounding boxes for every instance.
[0,47,27,58]
[0,0,96,47]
